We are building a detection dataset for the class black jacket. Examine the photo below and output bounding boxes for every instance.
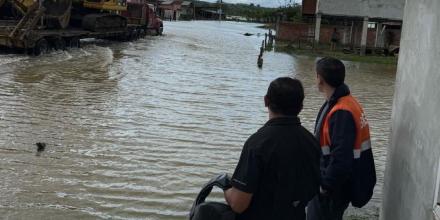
[232,117,321,220]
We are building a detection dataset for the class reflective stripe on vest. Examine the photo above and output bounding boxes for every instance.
[322,140,370,158]
[319,95,371,159]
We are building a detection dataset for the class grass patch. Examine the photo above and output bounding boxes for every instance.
[256,23,275,30]
[274,41,398,65]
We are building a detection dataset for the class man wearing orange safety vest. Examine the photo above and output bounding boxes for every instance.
[307,57,376,220]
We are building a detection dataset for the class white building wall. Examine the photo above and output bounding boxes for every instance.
[164,10,173,19]
[381,0,440,220]
[316,0,405,20]
[164,10,180,20]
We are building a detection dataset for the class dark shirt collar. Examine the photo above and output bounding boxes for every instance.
[328,83,351,105]
[264,116,301,127]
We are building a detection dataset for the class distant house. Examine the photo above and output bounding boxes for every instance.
[227,15,247,22]
[157,0,182,21]
[180,1,194,20]
[313,0,404,20]
[277,0,405,55]
[312,0,404,53]
[194,1,225,20]
[196,9,225,20]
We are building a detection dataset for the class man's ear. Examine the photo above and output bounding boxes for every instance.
[317,74,324,86]
[264,95,269,107]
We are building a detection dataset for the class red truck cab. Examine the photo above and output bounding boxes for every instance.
[122,0,163,35]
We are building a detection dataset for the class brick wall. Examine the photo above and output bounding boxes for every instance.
[277,22,313,42]
[350,25,377,47]
[302,0,317,15]
[277,22,379,47]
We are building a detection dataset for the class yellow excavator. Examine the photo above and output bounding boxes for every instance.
[0,0,162,54]
[0,0,128,30]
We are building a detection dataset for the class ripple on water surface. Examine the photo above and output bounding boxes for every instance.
[0,21,395,219]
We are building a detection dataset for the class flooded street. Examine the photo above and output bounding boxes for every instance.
[0,21,395,219]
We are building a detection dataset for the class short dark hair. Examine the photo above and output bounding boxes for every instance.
[265,77,304,116]
[316,57,345,88]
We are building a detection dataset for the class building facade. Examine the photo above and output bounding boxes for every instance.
[157,0,182,21]
[314,0,404,54]
[180,1,194,20]
[278,0,405,55]
[315,0,404,20]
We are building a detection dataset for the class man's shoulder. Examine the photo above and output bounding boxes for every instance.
[244,129,267,149]
[242,125,277,153]
[330,94,364,121]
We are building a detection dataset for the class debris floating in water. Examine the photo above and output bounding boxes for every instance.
[36,142,46,152]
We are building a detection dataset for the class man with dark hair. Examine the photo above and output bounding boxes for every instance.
[307,57,376,220]
[224,77,321,220]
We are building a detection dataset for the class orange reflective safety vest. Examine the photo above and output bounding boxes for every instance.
[319,95,371,159]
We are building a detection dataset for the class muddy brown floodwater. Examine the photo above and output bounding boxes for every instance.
[0,21,396,219]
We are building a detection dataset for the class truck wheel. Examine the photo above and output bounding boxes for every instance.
[139,29,146,38]
[33,39,49,56]
[157,24,164,36]
[131,29,140,41]
[68,37,81,48]
[52,38,66,51]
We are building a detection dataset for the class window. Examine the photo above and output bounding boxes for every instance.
[368,22,376,29]
[433,159,440,219]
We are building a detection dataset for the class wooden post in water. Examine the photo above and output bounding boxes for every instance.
[268,30,274,45]
[258,45,264,68]
[257,55,263,68]
[275,14,280,39]
[258,40,264,68]
[265,33,268,46]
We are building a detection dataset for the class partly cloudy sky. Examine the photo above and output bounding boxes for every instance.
[208,0,301,8]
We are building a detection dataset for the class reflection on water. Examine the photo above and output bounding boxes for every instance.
[0,21,395,219]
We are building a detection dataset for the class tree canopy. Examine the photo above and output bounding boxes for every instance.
[193,0,302,22]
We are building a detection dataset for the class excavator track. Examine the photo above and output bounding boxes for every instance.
[81,13,127,32]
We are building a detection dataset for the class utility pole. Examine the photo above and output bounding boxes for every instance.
[155,0,159,17]
[193,0,196,20]
[218,0,222,21]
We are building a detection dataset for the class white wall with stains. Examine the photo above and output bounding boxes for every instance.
[381,0,440,219]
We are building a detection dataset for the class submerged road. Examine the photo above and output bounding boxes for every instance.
[0,21,396,219]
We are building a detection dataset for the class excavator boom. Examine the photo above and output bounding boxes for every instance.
[83,0,127,11]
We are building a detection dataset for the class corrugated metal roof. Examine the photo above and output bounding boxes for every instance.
[161,0,174,5]
[317,0,405,21]
[200,9,224,15]
[182,1,192,6]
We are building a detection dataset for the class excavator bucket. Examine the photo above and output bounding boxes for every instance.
[43,0,72,29]
[1,0,72,29]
